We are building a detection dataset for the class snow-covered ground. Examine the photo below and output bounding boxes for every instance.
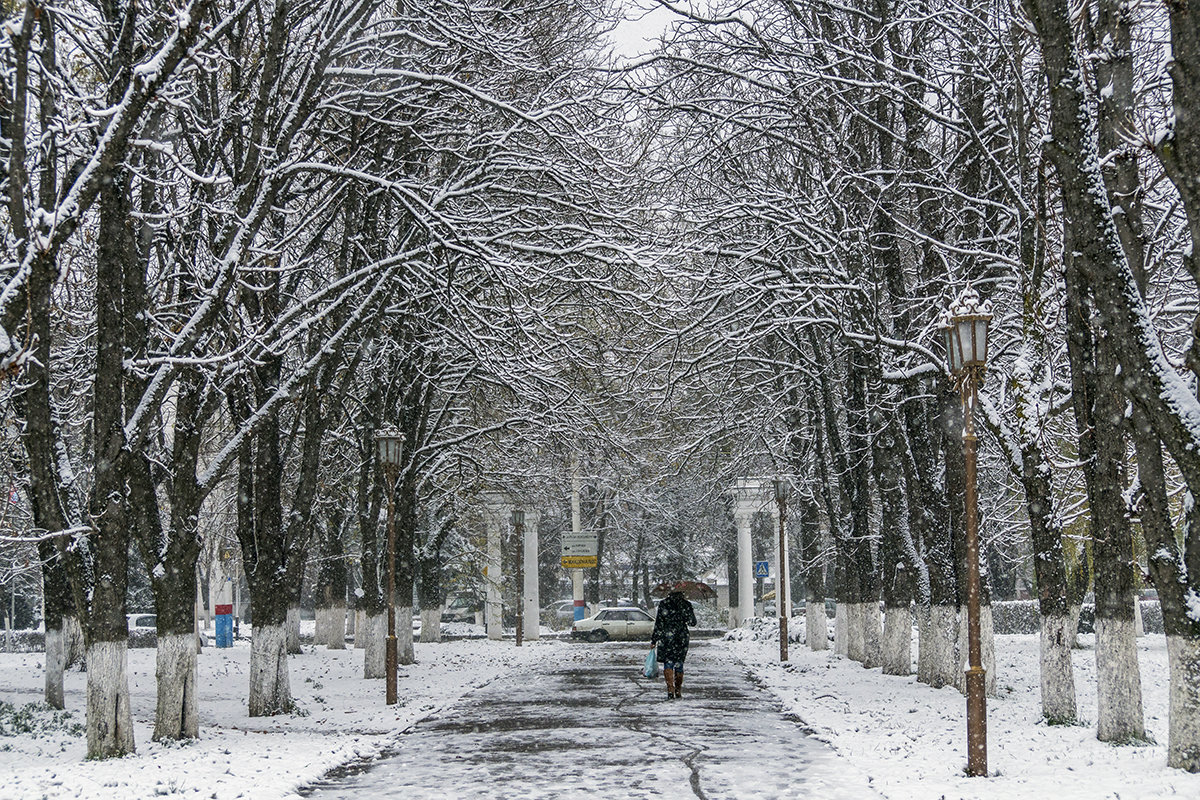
[3,618,1198,800]
[725,620,1200,800]
[0,624,547,800]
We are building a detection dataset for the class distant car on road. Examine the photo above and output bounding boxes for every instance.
[442,595,479,624]
[127,613,156,632]
[545,600,576,620]
[571,607,655,642]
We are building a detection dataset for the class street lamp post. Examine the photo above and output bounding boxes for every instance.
[512,508,525,647]
[941,287,993,777]
[774,479,790,662]
[375,428,405,706]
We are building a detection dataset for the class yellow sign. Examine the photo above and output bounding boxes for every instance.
[561,556,597,569]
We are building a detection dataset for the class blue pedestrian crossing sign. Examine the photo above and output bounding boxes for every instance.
[754,561,769,578]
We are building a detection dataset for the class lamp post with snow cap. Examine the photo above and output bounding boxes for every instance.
[376,427,405,706]
[774,478,790,662]
[512,508,525,647]
[940,287,992,777]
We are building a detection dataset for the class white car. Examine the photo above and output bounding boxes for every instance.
[127,613,157,631]
[571,607,655,642]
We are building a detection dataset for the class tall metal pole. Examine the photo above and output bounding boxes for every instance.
[385,465,398,706]
[777,494,788,662]
[963,373,987,776]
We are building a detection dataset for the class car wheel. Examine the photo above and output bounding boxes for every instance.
[587,629,609,643]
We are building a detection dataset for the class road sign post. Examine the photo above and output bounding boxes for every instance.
[561,530,599,570]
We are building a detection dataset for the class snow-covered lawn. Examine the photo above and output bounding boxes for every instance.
[725,622,1200,800]
[0,628,548,800]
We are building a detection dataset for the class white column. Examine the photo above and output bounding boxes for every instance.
[735,510,754,627]
[524,511,540,640]
[485,507,505,640]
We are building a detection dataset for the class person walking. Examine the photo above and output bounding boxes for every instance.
[650,589,697,699]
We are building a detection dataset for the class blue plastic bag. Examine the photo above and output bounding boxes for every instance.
[643,647,659,679]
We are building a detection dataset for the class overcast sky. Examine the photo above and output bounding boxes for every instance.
[604,1,678,59]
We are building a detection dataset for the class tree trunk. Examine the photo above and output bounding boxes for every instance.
[363,613,386,679]
[918,387,961,689]
[420,607,442,643]
[38,540,72,709]
[418,549,443,643]
[874,406,916,676]
[799,491,827,651]
[154,633,198,740]
[85,640,135,759]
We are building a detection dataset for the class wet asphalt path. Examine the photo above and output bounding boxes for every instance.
[303,640,880,799]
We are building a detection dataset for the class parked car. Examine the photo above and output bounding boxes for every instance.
[571,607,655,642]
[442,595,479,624]
[127,613,156,631]
[545,600,576,621]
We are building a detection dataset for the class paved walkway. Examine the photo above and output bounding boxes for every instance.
[303,640,880,799]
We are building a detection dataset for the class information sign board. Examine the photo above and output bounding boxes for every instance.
[561,530,599,569]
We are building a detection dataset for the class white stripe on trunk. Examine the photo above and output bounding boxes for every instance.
[154,632,198,740]
[85,640,135,758]
[1166,634,1200,771]
[363,613,386,679]
[1096,615,1145,742]
[1039,613,1077,723]
[248,623,291,717]
[882,603,912,675]
[927,604,958,689]
[834,603,848,656]
[44,628,65,709]
[420,608,442,643]
[806,599,828,651]
[327,603,346,650]
[397,605,415,665]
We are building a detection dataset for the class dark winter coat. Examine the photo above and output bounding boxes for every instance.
[651,593,697,663]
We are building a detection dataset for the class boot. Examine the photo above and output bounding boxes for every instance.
[664,668,676,699]
[675,672,683,699]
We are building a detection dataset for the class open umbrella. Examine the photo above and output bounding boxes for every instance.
[650,580,716,601]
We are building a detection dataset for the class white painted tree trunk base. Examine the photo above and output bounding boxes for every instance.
[983,605,997,697]
[882,604,912,676]
[806,600,828,651]
[846,603,865,662]
[354,609,366,649]
[249,623,291,717]
[1166,634,1200,771]
[1134,599,1145,637]
[1040,613,1077,723]
[834,603,848,656]
[398,606,415,664]
[44,628,65,709]
[1096,616,1145,742]
[861,602,883,669]
[313,607,330,648]
[327,603,347,649]
[286,606,302,654]
[420,608,442,643]
[363,613,386,679]
[928,605,958,689]
[955,604,998,697]
[154,632,199,740]
[85,640,135,758]
[916,605,932,685]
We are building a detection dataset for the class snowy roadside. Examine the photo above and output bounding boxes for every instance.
[0,631,551,800]
[723,621,1200,800]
